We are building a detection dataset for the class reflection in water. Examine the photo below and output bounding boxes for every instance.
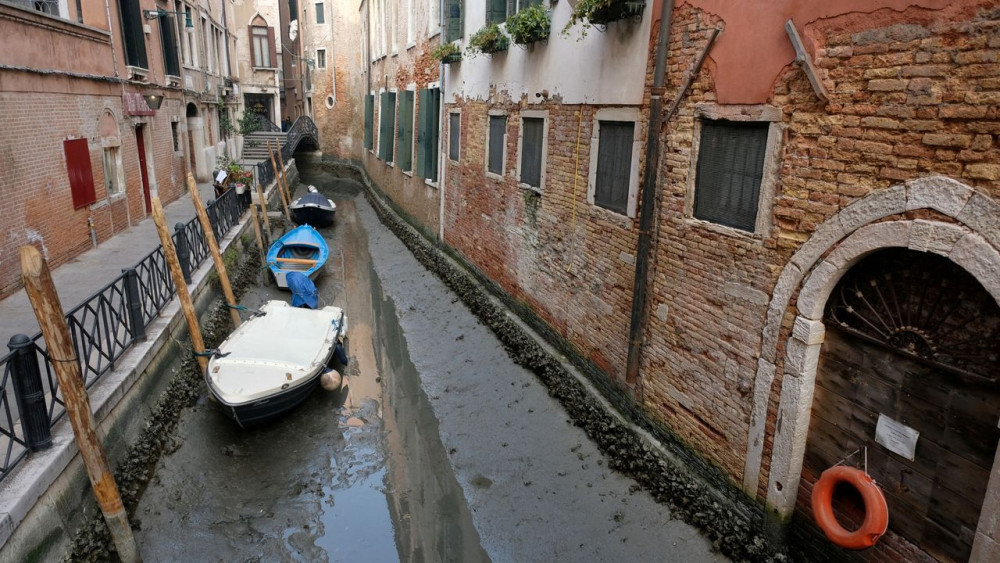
[368,262,490,563]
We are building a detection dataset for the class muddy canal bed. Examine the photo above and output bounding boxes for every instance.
[131,161,725,561]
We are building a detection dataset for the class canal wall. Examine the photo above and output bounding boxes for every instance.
[0,161,297,563]
[315,155,785,561]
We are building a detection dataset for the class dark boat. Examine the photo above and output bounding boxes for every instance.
[206,300,347,428]
[290,185,337,228]
[267,224,328,288]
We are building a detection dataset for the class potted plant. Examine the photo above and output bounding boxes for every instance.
[506,5,551,46]
[466,22,510,56]
[432,42,463,64]
[564,0,646,35]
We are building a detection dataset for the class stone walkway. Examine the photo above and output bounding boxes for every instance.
[0,183,216,342]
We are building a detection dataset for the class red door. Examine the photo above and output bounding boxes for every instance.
[136,124,152,213]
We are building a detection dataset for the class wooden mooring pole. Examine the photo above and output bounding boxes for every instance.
[187,174,242,328]
[268,141,292,222]
[151,197,209,372]
[249,203,267,262]
[254,178,271,235]
[275,141,294,204]
[19,246,141,563]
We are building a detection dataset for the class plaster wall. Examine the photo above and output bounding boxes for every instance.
[233,0,282,120]
[445,0,652,105]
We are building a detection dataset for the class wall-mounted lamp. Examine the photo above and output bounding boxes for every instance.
[143,9,194,30]
[142,94,164,110]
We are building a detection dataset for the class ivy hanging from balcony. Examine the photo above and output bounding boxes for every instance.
[506,5,551,47]
[466,22,510,56]
[432,42,463,64]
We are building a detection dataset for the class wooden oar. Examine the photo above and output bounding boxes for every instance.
[274,257,318,264]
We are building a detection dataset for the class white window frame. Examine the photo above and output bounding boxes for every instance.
[587,107,643,219]
[684,103,783,238]
[517,109,548,192]
[428,0,440,38]
[316,48,327,69]
[485,109,507,180]
[448,109,461,164]
[402,83,417,176]
[425,80,441,188]
[372,88,384,156]
[101,145,124,197]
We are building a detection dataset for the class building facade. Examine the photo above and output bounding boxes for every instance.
[360,0,444,233]
[350,0,1000,559]
[233,0,283,130]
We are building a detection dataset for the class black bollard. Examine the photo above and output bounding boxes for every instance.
[7,334,52,451]
[173,222,192,284]
[122,267,146,342]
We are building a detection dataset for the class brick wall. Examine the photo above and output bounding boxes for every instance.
[0,84,188,299]
[441,95,649,381]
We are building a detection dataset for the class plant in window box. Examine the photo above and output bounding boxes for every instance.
[466,23,510,56]
[432,42,463,64]
[563,0,646,36]
[506,5,551,47]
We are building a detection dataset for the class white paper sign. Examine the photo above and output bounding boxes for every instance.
[215,171,228,183]
[875,414,919,461]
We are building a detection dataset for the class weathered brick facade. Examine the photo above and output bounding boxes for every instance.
[441,98,649,379]
[0,82,189,300]
[352,0,1000,557]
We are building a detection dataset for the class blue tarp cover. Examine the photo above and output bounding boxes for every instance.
[287,272,319,309]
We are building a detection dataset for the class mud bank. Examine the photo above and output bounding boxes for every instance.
[341,158,789,563]
[61,250,262,562]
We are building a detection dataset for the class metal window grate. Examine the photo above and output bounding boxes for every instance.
[693,119,769,232]
[488,115,506,175]
[520,117,544,188]
[594,121,634,214]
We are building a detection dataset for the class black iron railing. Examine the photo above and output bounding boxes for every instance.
[0,186,251,482]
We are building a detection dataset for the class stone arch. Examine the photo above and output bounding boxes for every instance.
[250,14,267,27]
[739,176,1000,555]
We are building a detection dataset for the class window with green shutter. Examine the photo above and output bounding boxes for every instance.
[487,115,506,175]
[445,0,463,42]
[398,90,414,172]
[448,112,461,162]
[594,121,634,215]
[520,117,544,188]
[486,0,506,24]
[364,94,374,150]
[378,91,396,162]
[416,88,440,181]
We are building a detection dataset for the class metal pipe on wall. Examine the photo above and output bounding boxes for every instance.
[625,0,675,385]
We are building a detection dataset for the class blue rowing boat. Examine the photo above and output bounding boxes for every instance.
[266,224,328,288]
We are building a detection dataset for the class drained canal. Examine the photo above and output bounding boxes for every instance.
[130,156,725,561]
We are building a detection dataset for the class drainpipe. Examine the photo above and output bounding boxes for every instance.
[437,0,447,243]
[625,0,674,385]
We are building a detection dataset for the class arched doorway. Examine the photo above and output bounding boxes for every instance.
[804,248,1000,561]
[186,102,206,180]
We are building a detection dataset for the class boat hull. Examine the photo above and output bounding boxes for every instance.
[291,206,335,228]
[267,224,328,289]
[214,369,324,428]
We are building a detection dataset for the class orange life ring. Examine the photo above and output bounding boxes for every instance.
[811,465,889,550]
